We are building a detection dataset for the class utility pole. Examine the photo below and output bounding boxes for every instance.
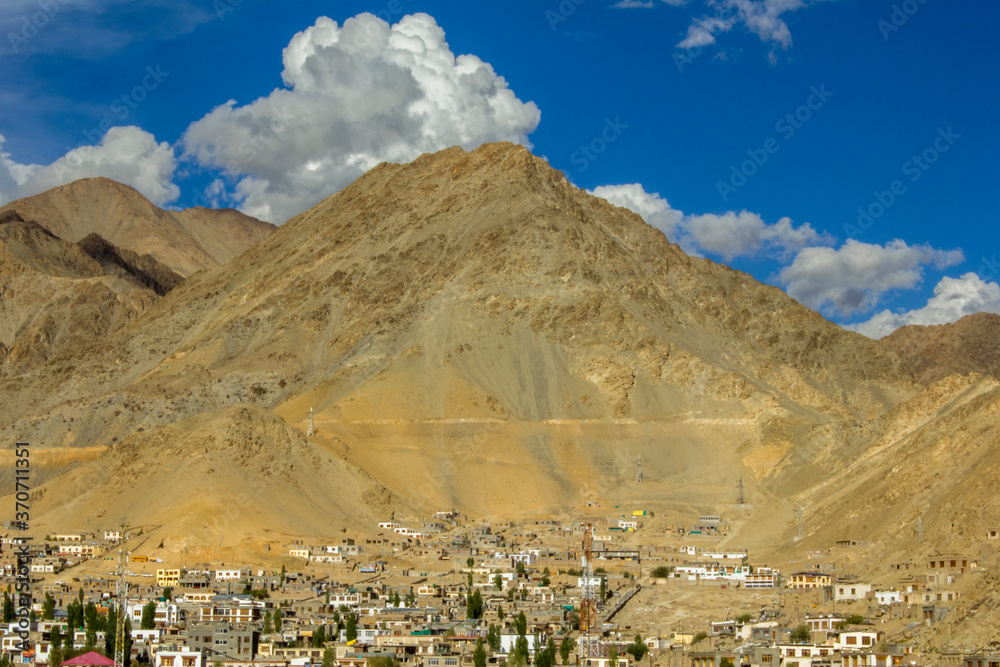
[636,451,643,484]
[737,476,745,505]
[307,407,314,436]
[797,506,804,540]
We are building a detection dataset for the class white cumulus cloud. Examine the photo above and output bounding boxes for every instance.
[682,210,828,261]
[181,12,541,223]
[0,126,179,207]
[590,182,826,260]
[589,184,684,239]
[778,239,964,316]
[845,273,1000,339]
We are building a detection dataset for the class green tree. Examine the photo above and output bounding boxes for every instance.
[42,593,55,620]
[600,577,607,602]
[123,616,133,667]
[514,635,530,665]
[84,602,99,631]
[516,561,526,576]
[515,611,527,637]
[468,557,475,567]
[274,610,283,633]
[608,646,619,667]
[105,607,118,657]
[791,625,810,642]
[494,574,504,590]
[559,637,575,665]
[498,606,505,622]
[535,637,557,667]
[650,566,673,578]
[50,625,63,650]
[473,638,487,667]
[162,587,173,601]
[346,614,357,642]
[467,589,484,620]
[141,601,156,630]
[692,632,708,645]
[313,625,327,647]
[487,624,501,652]
[365,658,398,667]
[85,625,96,651]
[392,591,401,607]
[835,614,866,629]
[2,592,13,623]
[720,659,734,667]
[263,610,273,634]
[280,564,286,585]
[626,635,647,662]
[322,649,335,667]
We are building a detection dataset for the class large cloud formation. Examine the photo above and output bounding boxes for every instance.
[777,239,964,316]
[0,126,178,206]
[181,12,541,223]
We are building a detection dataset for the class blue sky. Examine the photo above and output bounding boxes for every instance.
[1,0,998,337]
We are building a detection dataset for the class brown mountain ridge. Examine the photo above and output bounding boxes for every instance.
[881,312,1000,385]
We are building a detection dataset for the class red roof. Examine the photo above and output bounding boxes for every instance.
[62,652,117,666]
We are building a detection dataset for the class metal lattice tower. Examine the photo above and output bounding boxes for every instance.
[797,506,804,539]
[917,515,924,542]
[635,451,643,483]
[307,408,314,437]
[114,520,130,667]
[737,476,746,505]
[581,524,598,657]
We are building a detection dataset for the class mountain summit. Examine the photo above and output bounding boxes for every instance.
[0,142,939,543]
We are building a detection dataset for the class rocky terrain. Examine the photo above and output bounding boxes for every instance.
[882,312,1000,384]
[0,144,996,601]
[0,177,275,276]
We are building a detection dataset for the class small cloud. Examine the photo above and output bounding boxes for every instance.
[613,1,655,8]
[845,273,1000,339]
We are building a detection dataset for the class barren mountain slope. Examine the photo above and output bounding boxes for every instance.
[0,211,161,376]
[0,177,275,276]
[21,404,406,552]
[881,312,1000,384]
[0,143,922,525]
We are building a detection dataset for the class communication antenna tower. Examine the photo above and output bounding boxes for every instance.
[737,476,746,505]
[114,520,130,667]
[581,524,598,657]
[635,451,643,483]
[797,506,804,539]
[307,408,314,437]
[917,515,924,543]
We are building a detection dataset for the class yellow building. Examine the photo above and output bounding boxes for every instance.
[157,569,181,587]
